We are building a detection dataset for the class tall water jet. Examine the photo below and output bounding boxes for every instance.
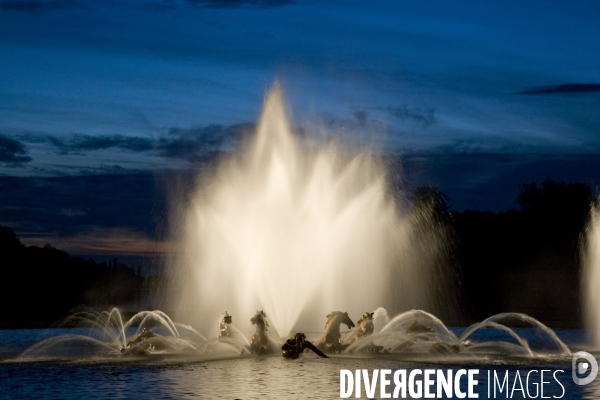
[583,201,600,347]
[168,83,455,338]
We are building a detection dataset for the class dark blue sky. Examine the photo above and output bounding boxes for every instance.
[1,0,599,254]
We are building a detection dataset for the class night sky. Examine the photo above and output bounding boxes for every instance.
[1,0,599,256]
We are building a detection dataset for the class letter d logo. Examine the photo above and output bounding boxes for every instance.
[573,351,598,385]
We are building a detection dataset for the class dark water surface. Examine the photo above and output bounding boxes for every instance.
[1,329,599,399]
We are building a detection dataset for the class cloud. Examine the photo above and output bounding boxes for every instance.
[0,135,32,165]
[185,0,292,8]
[0,173,164,239]
[22,228,177,256]
[386,106,437,127]
[315,111,391,134]
[434,137,532,155]
[70,134,154,152]
[36,134,154,155]
[0,0,77,12]
[521,83,600,95]
[156,123,252,161]
[38,123,253,162]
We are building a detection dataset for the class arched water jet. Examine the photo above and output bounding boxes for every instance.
[459,321,534,357]
[228,324,251,347]
[124,311,180,338]
[19,335,119,359]
[174,323,208,342]
[104,307,127,348]
[59,308,128,349]
[380,309,457,341]
[472,313,571,356]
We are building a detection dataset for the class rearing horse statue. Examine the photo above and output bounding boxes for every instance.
[312,311,355,354]
[218,311,234,340]
[343,311,374,348]
[250,310,274,355]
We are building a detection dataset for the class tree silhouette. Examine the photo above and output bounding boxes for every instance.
[0,226,144,328]
[453,179,592,327]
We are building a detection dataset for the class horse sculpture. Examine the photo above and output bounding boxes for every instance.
[250,310,275,355]
[342,311,389,354]
[343,312,374,347]
[120,327,173,355]
[218,311,234,340]
[311,311,355,354]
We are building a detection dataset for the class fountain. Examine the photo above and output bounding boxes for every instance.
[166,82,454,338]
[2,84,592,400]
[6,84,581,384]
[12,306,573,363]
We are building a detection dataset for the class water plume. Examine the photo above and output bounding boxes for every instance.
[583,201,600,347]
[168,83,453,338]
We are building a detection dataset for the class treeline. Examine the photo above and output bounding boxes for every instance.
[0,226,143,328]
[0,179,593,329]
[414,179,593,327]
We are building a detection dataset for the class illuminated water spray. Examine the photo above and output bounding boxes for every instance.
[584,203,600,347]
[169,83,451,338]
